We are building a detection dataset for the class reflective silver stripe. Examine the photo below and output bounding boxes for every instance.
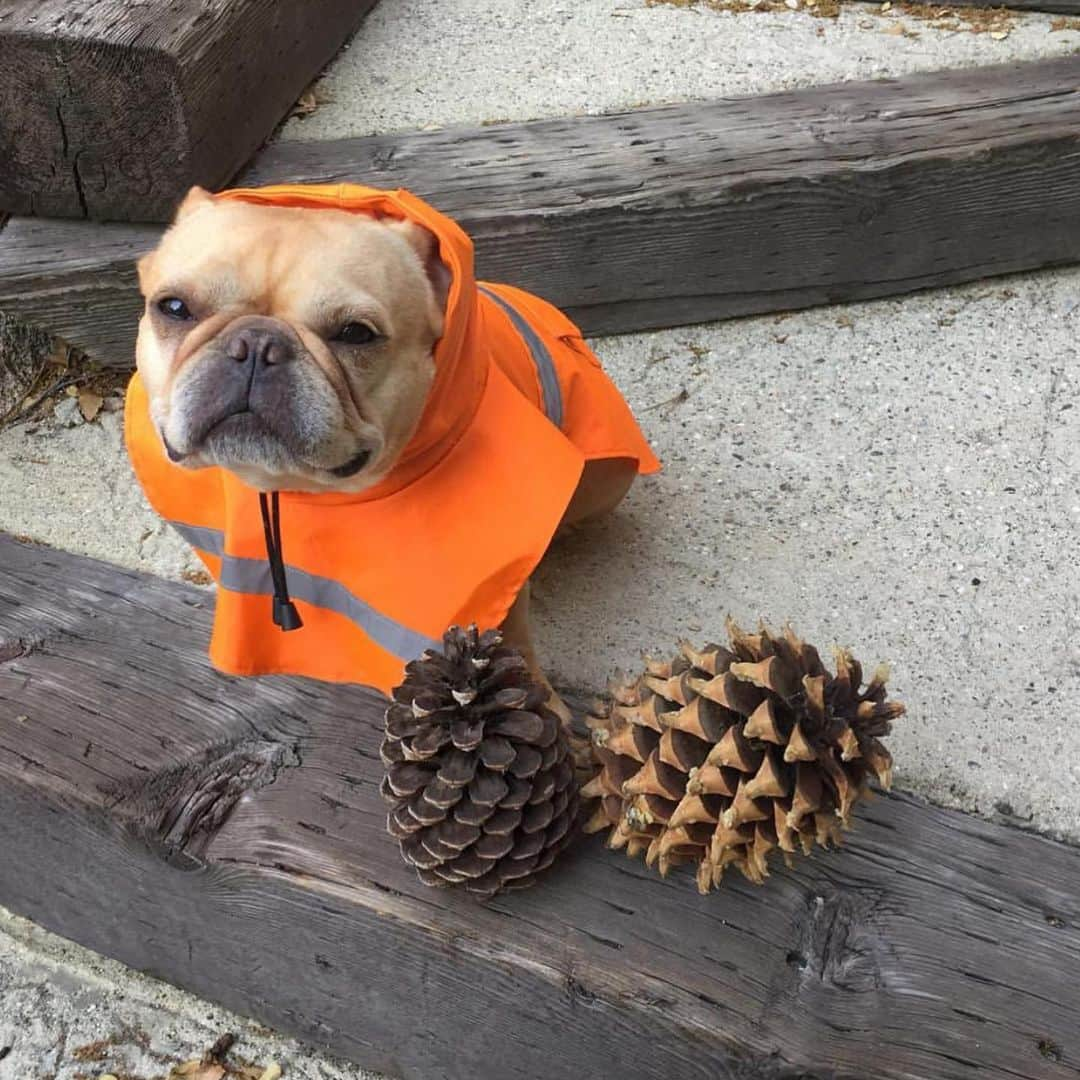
[478,285,564,428]
[170,521,440,661]
[173,522,225,558]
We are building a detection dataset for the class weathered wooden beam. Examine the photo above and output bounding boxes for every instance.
[1,532,1078,1079]
[1,55,1079,363]
[0,0,380,222]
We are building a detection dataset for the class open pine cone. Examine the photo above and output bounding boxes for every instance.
[582,621,903,894]
[381,626,578,898]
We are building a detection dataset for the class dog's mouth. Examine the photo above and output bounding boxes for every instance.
[162,414,373,479]
[328,448,372,478]
[162,431,185,463]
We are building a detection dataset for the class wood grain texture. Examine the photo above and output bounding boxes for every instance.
[0,0,379,221]
[1,532,1079,1079]
[2,55,1079,362]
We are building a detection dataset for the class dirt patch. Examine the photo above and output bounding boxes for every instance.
[647,0,1021,37]
[895,1,1014,37]
[69,1031,284,1080]
[649,0,839,17]
[0,335,128,433]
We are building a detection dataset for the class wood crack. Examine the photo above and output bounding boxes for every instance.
[1,0,381,220]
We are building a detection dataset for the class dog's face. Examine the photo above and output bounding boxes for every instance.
[135,187,450,492]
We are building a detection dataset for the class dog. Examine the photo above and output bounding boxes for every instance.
[129,184,659,717]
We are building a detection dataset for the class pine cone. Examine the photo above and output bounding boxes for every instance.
[582,621,903,894]
[381,625,579,898]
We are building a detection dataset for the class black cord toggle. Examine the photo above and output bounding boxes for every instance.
[259,491,303,632]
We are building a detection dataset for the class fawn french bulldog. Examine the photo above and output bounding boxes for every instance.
[128,184,660,713]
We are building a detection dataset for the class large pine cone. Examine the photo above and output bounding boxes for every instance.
[381,626,578,898]
[583,621,903,894]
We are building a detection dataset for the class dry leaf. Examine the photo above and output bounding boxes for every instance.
[880,1,892,10]
[259,1066,283,1080]
[291,90,318,118]
[204,1032,236,1065]
[171,1061,225,1080]
[78,388,104,422]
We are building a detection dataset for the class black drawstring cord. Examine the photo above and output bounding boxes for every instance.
[258,491,303,631]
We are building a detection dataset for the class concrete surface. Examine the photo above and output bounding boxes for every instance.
[533,270,1080,837]
[0,906,382,1079]
[280,0,1080,142]
[0,407,202,583]
[3,268,1079,839]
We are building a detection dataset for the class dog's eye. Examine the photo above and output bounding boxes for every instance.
[157,297,192,321]
[334,322,378,346]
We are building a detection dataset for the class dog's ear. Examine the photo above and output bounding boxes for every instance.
[173,185,215,223]
[136,251,156,296]
[390,219,452,328]
[141,187,214,292]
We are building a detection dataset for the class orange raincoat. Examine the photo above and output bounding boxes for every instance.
[126,184,660,692]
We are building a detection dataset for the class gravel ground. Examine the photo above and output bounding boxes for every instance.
[279,0,1080,142]
[0,907,382,1079]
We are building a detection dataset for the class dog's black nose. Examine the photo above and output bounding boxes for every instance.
[223,317,296,369]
